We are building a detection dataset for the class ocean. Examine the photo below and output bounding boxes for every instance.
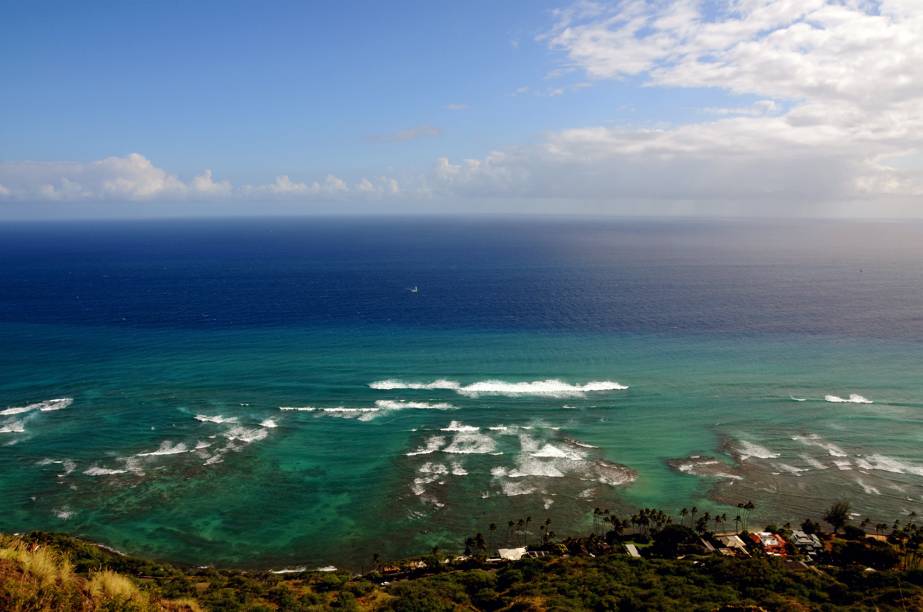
[0,217,921,569]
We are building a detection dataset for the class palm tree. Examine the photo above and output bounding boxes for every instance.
[507,520,515,544]
[735,514,742,532]
[525,516,532,546]
[475,533,487,557]
[680,507,688,527]
[488,523,497,552]
[823,501,851,534]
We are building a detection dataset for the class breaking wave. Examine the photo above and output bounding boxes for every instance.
[405,435,446,456]
[84,466,128,476]
[280,400,454,422]
[791,434,847,457]
[854,454,923,477]
[0,420,26,434]
[369,378,628,398]
[370,379,460,390]
[734,440,780,461]
[195,414,238,424]
[442,429,498,454]
[1,398,73,416]
[137,441,189,457]
[824,394,873,404]
[441,420,479,433]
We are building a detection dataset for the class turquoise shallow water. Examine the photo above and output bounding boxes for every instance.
[0,218,921,568]
[2,322,921,568]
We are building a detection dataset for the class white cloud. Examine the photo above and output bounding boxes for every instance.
[0,154,400,202]
[445,103,468,111]
[427,0,923,212]
[3,2,921,215]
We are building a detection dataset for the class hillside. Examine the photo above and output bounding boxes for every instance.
[2,529,922,611]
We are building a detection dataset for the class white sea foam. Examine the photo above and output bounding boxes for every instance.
[855,478,881,495]
[0,406,33,416]
[799,454,829,470]
[735,440,780,461]
[411,462,450,500]
[461,379,627,398]
[418,462,449,475]
[53,508,74,520]
[195,414,238,424]
[270,567,307,574]
[0,420,26,434]
[38,398,74,412]
[406,435,446,456]
[38,458,77,476]
[223,427,269,444]
[442,430,497,454]
[260,418,278,428]
[856,454,923,477]
[789,396,807,402]
[824,394,873,404]
[370,379,460,390]
[530,443,582,460]
[84,466,127,476]
[279,406,316,412]
[375,400,454,411]
[833,459,852,471]
[441,421,479,433]
[775,463,808,475]
[792,434,847,457]
[369,378,628,398]
[323,407,378,414]
[137,441,189,457]
[1,398,73,416]
[450,462,468,476]
[292,400,454,422]
[499,480,537,496]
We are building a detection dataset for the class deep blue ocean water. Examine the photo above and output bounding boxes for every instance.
[0,217,921,568]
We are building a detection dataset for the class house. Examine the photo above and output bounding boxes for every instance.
[625,543,641,558]
[789,530,822,557]
[715,534,751,557]
[497,547,528,561]
[749,532,787,557]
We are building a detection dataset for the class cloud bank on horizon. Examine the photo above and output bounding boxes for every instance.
[1,0,921,216]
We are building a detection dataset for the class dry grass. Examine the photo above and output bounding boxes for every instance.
[0,542,73,588]
[88,569,146,606]
[160,597,204,611]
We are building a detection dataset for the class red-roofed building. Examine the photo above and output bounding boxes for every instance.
[749,532,787,557]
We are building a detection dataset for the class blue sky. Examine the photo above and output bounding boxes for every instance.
[1,1,921,217]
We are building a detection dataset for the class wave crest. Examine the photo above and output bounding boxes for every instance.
[824,394,873,404]
[369,378,628,398]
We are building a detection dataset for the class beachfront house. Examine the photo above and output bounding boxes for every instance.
[790,530,823,558]
[715,534,751,557]
[749,531,788,557]
[497,547,528,561]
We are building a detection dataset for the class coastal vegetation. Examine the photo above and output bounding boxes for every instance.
[2,501,921,611]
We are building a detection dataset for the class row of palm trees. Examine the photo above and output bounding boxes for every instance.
[473,501,760,556]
